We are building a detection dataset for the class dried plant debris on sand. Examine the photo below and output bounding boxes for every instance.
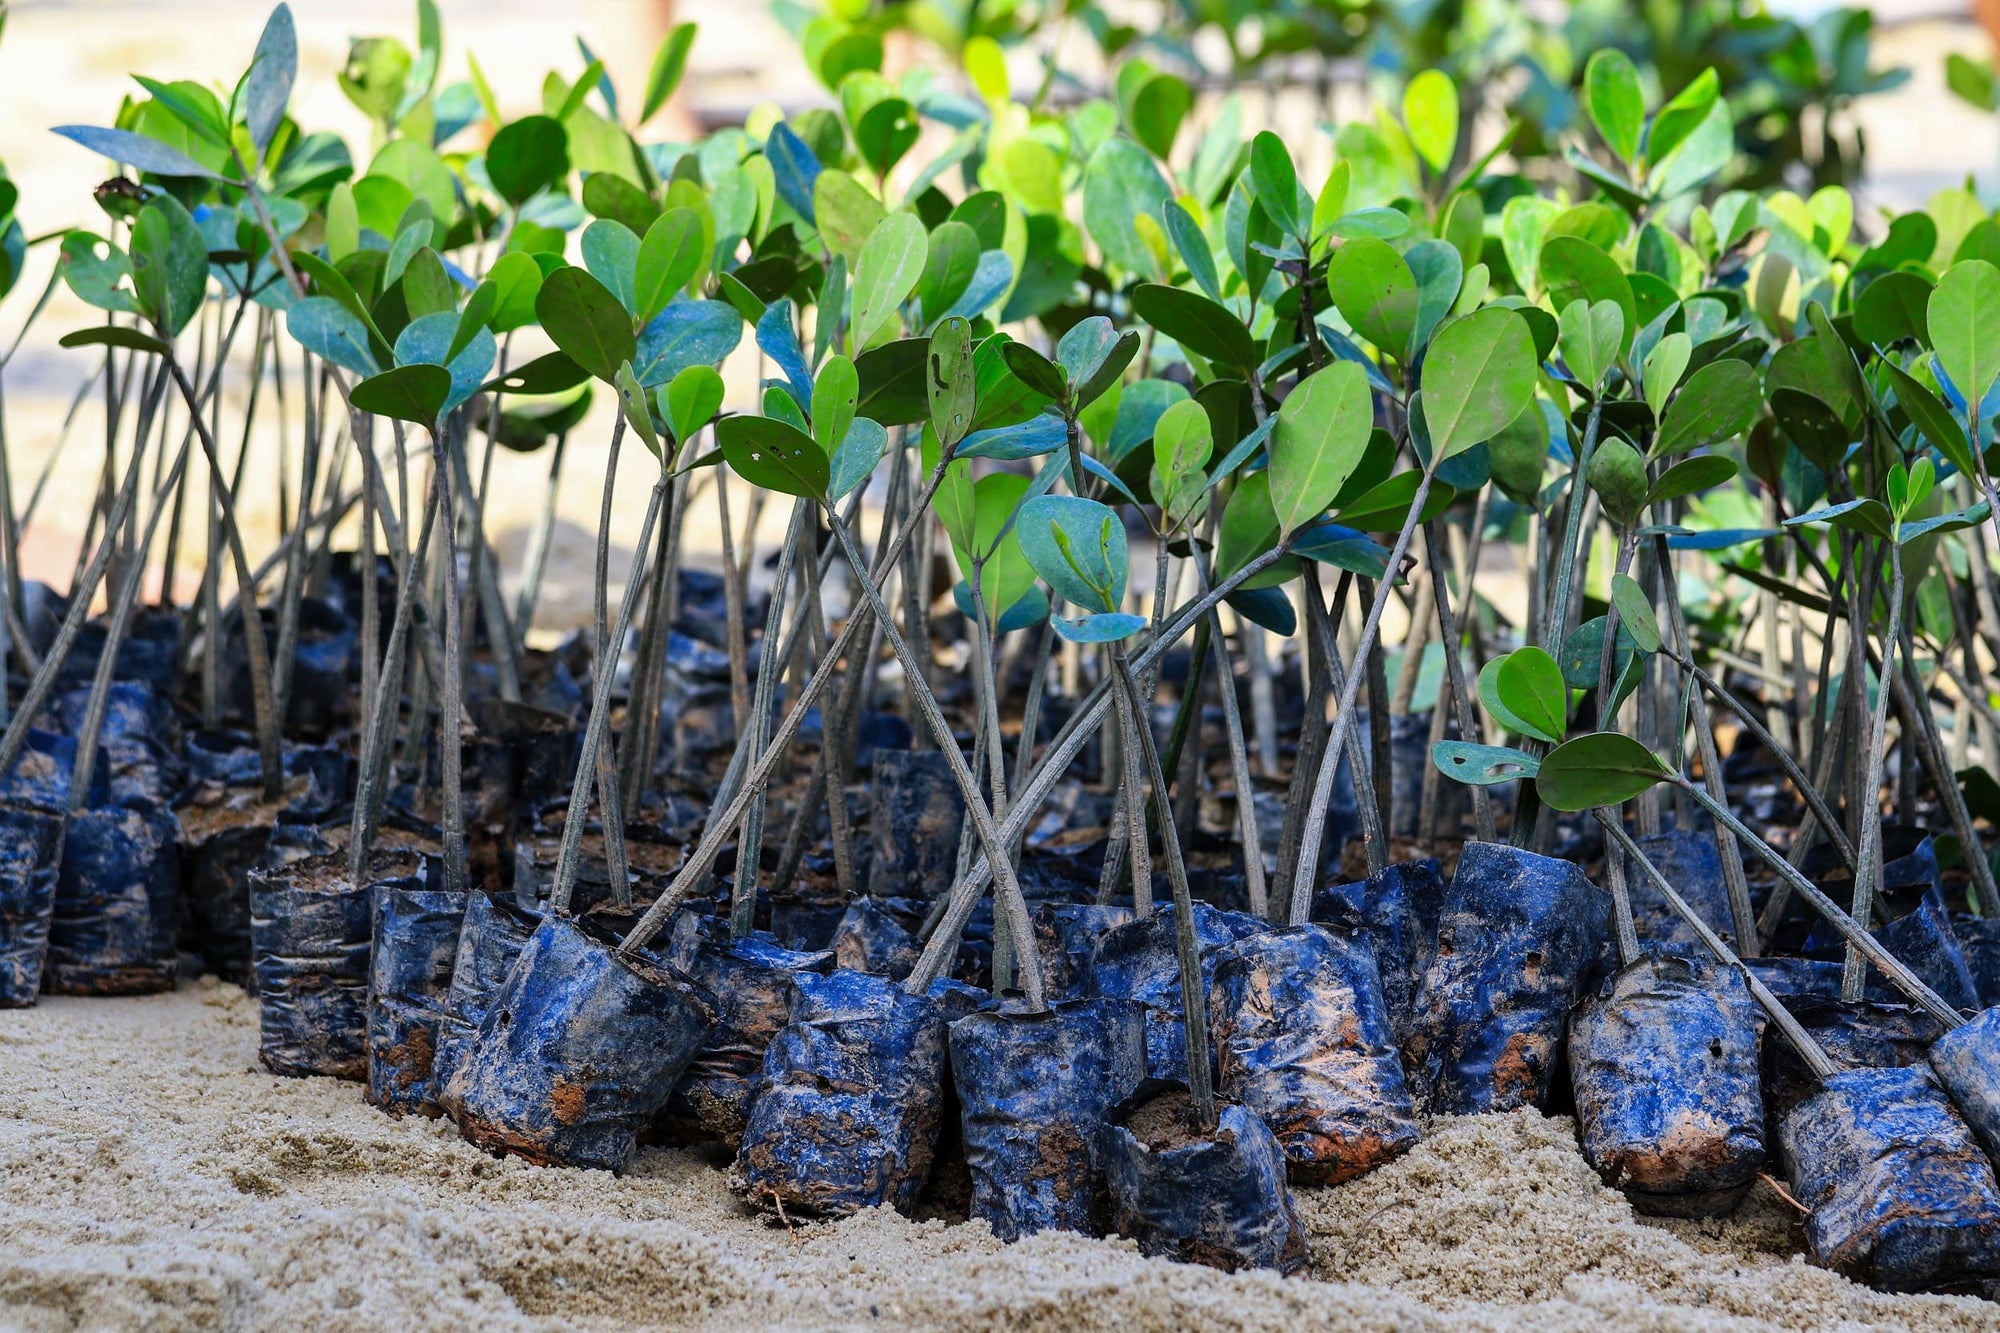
[0,984,1990,1333]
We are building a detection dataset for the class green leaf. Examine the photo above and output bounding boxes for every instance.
[927,316,975,448]
[1001,342,1066,401]
[643,23,698,124]
[244,4,298,152]
[1648,68,1719,167]
[851,212,927,352]
[351,363,452,427]
[52,125,227,181]
[1163,202,1221,303]
[446,279,500,364]
[813,354,859,455]
[916,220,979,325]
[1432,741,1540,786]
[1642,331,1692,419]
[1930,260,2000,418]
[1269,361,1372,533]
[582,171,660,235]
[1539,236,1634,358]
[616,362,661,456]
[830,418,889,501]
[1588,437,1649,529]
[1419,307,1537,459]
[1494,646,1567,744]
[1129,72,1192,161]
[1402,69,1458,175]
[1853,271,1932,348]
[634,208,704,323]
[58,326,169,355]
[129,195,207,337]
[717,414,829,498]
[1536,733,1671,811]
[1327,238,1417,360]
[535,266,636,383]
[1333,469,1455,530]
[1645,454,1736,507]
[1250,132,1303,239]
[483,350,589,395]
[1584,50,1644,166]
[1153,401,1212,526]
[1609,573,1662,654]
[1082,139,1173,277]
[1131,283,1258,379]
[1017,494,1129,614]
[1650,359,1760,459]
[1786,497,1894,542]
[1557,298,1622,393]
[814,169,887,266]
[1899,500,1993,545]
[663,364,725,448]
[486,115,569,206]
[485,251,545,333]
[1885,360,1976,479]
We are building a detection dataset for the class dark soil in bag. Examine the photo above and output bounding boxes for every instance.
[1781,1065,2000,1293]
[733,968,947,1218]
[42,801,180,996]
[1209,924,1419,1185]
[948,996,1149,1240]
[1952,915,2000,1008]
[1567,951,1765,1216]
[433,891,543,1115]
[1401,841,1609,1115]
[1761,995,1946,1129]
[1929,1005,2000,1167]
[251,848,427,1080]
[1802,881,1980,1014]
[1311,858,1444,1046]
[1625,830,1738,950]
[1089,902,1268,1082]
[655,916,836,1144]
[1030,902,1134,1001]
[1097,1082,1308,1274]
[0,804,67,1007]
[228,598,357,738]
[367,882,470,1116]
[827,895,923,980]
[868,748,964,900]
[454,915,715,1172]
[50,682,182,808]
[1384,711,1463,839]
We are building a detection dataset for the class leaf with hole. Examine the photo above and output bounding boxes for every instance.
[1432,741,1540,786]
[718,414,829,498]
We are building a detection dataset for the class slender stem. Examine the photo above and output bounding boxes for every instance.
[551,477,669,916]
[1288,466,1438,926]
[1842,540,1903,1001]
[1116,648,1216,1131]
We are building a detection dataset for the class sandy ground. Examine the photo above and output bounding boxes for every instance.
[1,982,1996,1333]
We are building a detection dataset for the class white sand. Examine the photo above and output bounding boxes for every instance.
[1,981,1995,1333]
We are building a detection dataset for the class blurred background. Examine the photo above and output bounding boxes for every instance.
[2,0,1999,633]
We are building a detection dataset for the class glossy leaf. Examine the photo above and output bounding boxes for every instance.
[1269,361,1372,533]
[351,363,451,428]
[1420,307,1537,459]
[536,266,636,382]
[718,414,829,498]
[1536,733,1671,812]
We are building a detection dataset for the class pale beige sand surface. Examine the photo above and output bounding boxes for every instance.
[2,981,1997,1332]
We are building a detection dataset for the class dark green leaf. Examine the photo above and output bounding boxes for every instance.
[1536,733,1670,811]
